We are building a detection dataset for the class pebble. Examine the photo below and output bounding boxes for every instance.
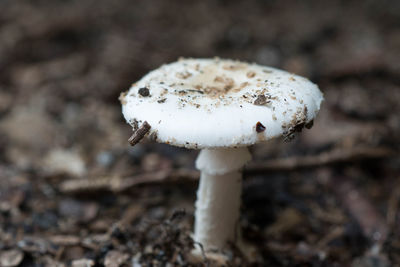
[58,199,98,222]
[96,151,115,167]
[32,211,58,230]
[0,250,24,267]
[43,149,86,177]
[71,259,95,267]
[104,250,129,267]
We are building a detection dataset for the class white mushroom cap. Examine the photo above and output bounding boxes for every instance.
[121,58,323,149]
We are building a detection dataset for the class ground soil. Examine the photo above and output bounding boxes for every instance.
[0,0,399,266]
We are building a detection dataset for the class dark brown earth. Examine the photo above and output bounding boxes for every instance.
[0,0,399,266]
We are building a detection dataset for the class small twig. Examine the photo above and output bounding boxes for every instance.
[316,226,345,249]
[246,146,395,174]
[59,170,172,194]
[59,176,115,193]
[59,168,200,194]
[111,170,170,192]
[328,175,389,245]
[59,146,394,194]
[387,181,400,228]
[128,121,151,146]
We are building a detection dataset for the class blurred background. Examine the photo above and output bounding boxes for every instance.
[0,0,399,266]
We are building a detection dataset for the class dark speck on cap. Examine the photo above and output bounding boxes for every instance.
[138,87,150,97]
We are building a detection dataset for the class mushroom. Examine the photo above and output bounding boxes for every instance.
[120,58,323,255]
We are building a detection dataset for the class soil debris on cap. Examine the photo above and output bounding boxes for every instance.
[149,131,158,141]
[247,71,256,78]
[256,122,266,133]
[305,119,314,129]
[282,106,308,141]
[214,76,235,91]
[185,89,204,94]
[130,119,139,131]
[138,87,150,97]
[253,94,271,106]
[118,91,128,105]
[122,58,323,148]
[175,71,192,79]
[222,63,247,71]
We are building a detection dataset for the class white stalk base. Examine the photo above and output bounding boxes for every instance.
[193,147,251,252]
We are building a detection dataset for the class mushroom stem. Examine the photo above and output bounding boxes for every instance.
[194,147,251,251]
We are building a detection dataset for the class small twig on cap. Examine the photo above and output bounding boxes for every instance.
[128,121,151,146]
